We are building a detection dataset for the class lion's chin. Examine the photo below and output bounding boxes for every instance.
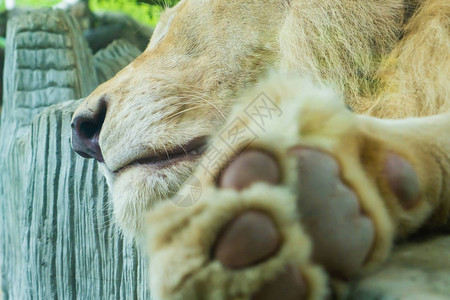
[106,160,198,238]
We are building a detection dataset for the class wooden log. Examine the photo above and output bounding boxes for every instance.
[0,9,148,299]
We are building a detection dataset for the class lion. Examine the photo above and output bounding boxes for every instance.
[71,0,450,299]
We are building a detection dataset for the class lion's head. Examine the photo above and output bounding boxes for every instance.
[71,0,403,236]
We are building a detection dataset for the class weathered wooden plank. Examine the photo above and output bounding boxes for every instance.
[24,100,149,299]
[1,8,97,132]
[0,9,148,299]
[0,8,96,299]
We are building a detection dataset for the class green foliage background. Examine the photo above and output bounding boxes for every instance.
[9,0,181,26]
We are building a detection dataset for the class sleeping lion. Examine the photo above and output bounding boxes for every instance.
[71,0,450,299]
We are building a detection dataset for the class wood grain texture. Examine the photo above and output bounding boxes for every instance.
[0,9,148,299]
[24,99,149,299]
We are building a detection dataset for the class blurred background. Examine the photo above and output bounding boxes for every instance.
[0,0,180,27]
[0,0,182,106]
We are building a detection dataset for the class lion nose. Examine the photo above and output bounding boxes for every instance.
[71,99,107,162]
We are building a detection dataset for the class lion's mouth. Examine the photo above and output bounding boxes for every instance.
[113,136,209,173]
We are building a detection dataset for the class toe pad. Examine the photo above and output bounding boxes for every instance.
[213,210,281,269]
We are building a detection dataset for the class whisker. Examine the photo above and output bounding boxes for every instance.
[163,104,204,122]
[144,75,228,120]
[162,143,170,160]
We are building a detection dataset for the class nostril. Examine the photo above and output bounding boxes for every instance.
[79,120,103,140]
[71,99,107,162]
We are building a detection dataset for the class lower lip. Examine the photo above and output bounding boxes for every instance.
[113,141,208,174]
[114,154,202,176]
[144,151,203,168]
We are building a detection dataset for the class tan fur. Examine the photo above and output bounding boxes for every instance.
[71,0,450,298]
[143,73,450,300]
[142,78,364,300]
[369,0,450,117]
[73,0,449,236]
[147,183,328,300]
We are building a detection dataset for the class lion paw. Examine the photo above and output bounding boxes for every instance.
[144,76,448,300]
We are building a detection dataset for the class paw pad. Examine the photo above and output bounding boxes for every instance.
[218,150,281,191]
[212,210,281,269]
[290,147,375,279]
[384,153,420,209]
